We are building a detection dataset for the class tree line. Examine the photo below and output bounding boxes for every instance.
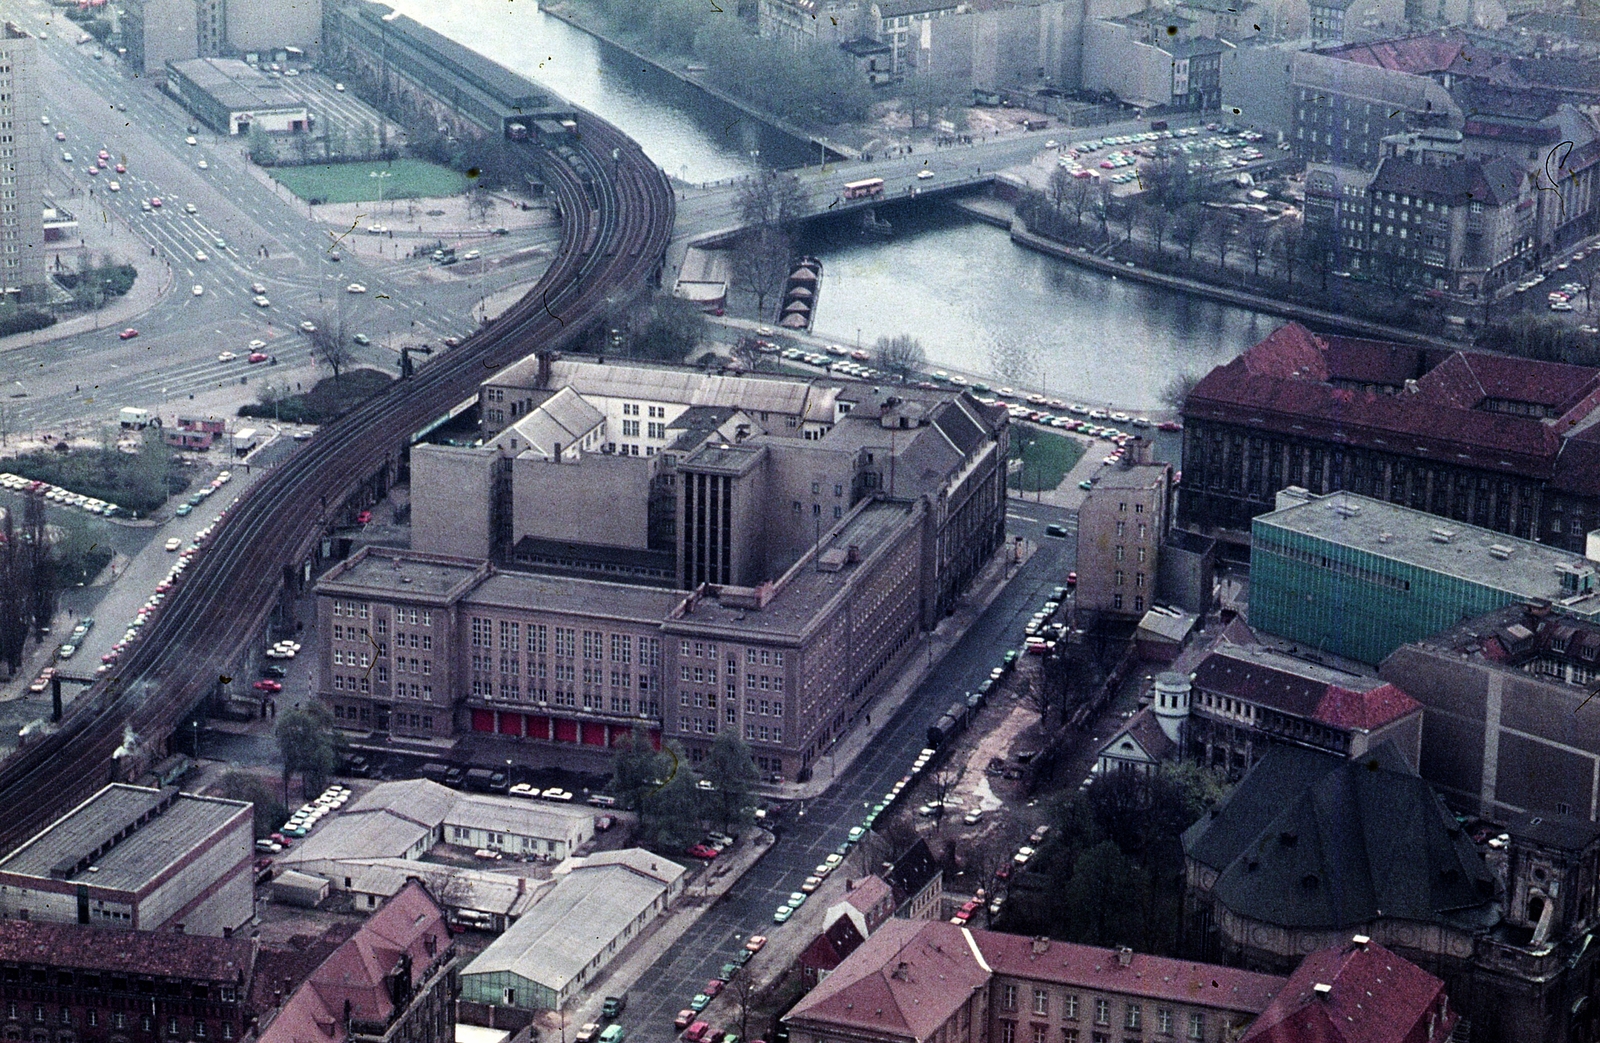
[609,729,761,851]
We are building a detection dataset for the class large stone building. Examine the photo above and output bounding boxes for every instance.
[1177,323,1600,550]
[1083,18,1228,110]
[0,785,253,937]
[0,24,45,303]
[257,880,458,1043]
[1379,601,1600,822]
[0,921,256,1043]
[784,919,1288,1043]
[1075,457,1173,619]
[1183,744,1600,1043]
[1249,488,1600,665]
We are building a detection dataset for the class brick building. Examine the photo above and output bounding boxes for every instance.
[1177,323,1600,550]
[0,921,255,1043]
[257,881,457,1043]
[1236,936,1456,1043]
[0,785,253,938]
[784,920,1288,1043]
[1075,458,1173,619]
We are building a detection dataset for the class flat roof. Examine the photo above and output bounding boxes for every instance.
[0,785,248,892]
[1092,462,1169,490]
[467,571,684,623]
[1255,491,1600,614]
[168,58,304,114]
[318,547,487,602]
[670,500,919,639]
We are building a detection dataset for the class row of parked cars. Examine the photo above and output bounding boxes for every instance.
[0,473,120,517]
[670,936,769,1043]
[258,785,352,854]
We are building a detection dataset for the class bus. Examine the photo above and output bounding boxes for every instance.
[843,178,885,200]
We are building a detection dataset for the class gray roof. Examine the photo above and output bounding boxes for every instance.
[443,795,594,842]
[1136,608,1198,643]
[345,779,461,829]
[491,387,604,459]
[1183,745,1498,932]
[1255,491,1600,616]
[277,811,431,868]
[168,58,303,114]
[1293,51,1462,115]
[462,851,684,992]
[0,786,248,892]
[1370,154,1526,207]
[1093,462,1170,490]
[318,548,486,602]
[488,358,839,425]
[466,570,684,623]
[339,859,545,917]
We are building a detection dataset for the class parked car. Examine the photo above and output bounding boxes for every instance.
[686,844,719,860]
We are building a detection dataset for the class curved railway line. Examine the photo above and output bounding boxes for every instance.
[0,114,674,853]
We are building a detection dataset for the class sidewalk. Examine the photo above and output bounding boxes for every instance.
[769,535,1036,804]
[538,826,778,1034]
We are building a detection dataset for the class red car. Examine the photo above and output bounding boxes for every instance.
[1065,571,1077,587]
[253,679,282,693]
[118,328,139,340]
[114,163,126,173]
[1157,420,1182,432]
[98,150,109,160]
[686,844,719,860]
[248,352,268,363]
[150,197,162,208]
[356,510,372,524]
[683,1024,712,1043]
[703,980,724,999]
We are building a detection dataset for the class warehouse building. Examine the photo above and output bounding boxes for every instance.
[165,57,312,135]
[341,859,545,932]
[459,850,684,1012]
[0,784,253,937]
[1249,487,1600,665]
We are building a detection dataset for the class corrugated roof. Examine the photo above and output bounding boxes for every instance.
[345,779,460,829]
[277,811,431,868]
[443,794,593,842]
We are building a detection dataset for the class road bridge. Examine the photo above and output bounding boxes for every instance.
[0,113,674,854]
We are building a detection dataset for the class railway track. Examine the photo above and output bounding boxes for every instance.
[0,115,675,853]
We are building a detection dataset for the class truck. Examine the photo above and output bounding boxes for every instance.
[119,407,153,429]
[464,767,510,793]
[231,427,258,455]
[601,994,627,1019]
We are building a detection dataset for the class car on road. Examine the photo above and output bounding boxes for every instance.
[462,249,480,260]
[185,203,197,214]
[185,136,197,145]
[917,169,934,179]
[800,875,823,893]
[744,935,767,953]
[368,224,388,235]
[118,328,139,340]
[261,664,287,678]
[164,538,182,551]
[773,905,793,923]
[57,644,76,659]
[217,351,237,362]
[573,1024,601,1043]
[107,180,120,192]
[192,285,204,296]
[787,892,807,910]
[194,250,207,262]
[1014,846,1036,864]
[253,296,270,307]
[250,283,267,294]
[356,510,372,524]
[55,131,65,141]
[353,333,370,345]
[300,321,317,333]
[248,352,268,363]
[85,164,98,175]
[115,163,125,173]
[964,808,984,825]
[686,843,718,859]
[443,336,462,347]
[1065,571,1077,586]
[197,160,208,169]
[175,503,193,515]
[847,826,866,843]
[346,283,366,294]
[1045,522,1070,537]
[253,679,282,693]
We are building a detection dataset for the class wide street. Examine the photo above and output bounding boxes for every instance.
[615,504,1076,1037]
[3,0,562,439]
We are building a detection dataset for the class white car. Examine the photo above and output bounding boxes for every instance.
[248,339,267,350]
[185,203,197,214]
[194,250,207,262]
[185,135,198,145]
[300,321,317,333]
[253,296,270,307]
[346,283,367,294]
[916,169,934,180]
[40,115,49,125]
[107,180,120,192]
[164,537,182,552]
[461,249,480,260]
[197,160,208,169]
[192,284,204,296]
[367,224,388,235]
[217,351,237,362]
[335,82,346,91]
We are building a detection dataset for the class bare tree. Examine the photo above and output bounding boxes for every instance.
[875,334,926,381]
[1159,369,1204,411]
[1110,200,1136,244]
[1212,216,1237,272]
[468,184,497,223]
[1246,220,1275,279]
[1145,205,1172,258]
[930,765,961,829]
[1047,167,1076,217]
[731,972,758,1041]
[729,228,792,321]
[736,171,811,233]
[1172,204,1205,263]
[1277,219,1304,288]
[1070,178,1095,228]
[305,309,354,382]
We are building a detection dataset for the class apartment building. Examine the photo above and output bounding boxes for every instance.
[784,920,1287,1043]
[0,24,44,302]
[1075,458,1172,618]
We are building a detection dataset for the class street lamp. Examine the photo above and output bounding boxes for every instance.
[369,169,392,205]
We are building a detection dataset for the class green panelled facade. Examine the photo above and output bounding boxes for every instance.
[1249,519,1522,665]
[458,968,558,1013]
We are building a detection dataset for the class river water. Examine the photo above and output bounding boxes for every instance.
[387,0,1283,411]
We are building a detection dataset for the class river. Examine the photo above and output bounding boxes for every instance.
[385,0,1284,411]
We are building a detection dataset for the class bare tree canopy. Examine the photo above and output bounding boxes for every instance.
[305,309,354,381]
[1159,369,1204,411]
[875,334,926,380]
[736,171,811,232]
[729,228,792,320]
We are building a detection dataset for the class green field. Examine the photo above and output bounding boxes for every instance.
[271,160,468,204]
[1009,428,1086,493]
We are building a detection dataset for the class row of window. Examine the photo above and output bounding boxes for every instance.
[3,1007,232,1040]
[998,987,1207,1037]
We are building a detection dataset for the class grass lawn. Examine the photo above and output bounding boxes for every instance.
[1009,428,1086,493]
[270,160,467,204]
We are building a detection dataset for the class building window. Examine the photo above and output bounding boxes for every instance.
[1001,1023,1017,1043]
[1188,1014,1204,1040]
[1126,1005,1140,1030]
[1157,1010,1172,1035]
[1065,995,1079,1020]
[1034,989,1049,1016]
[1096,1000,1110,1026]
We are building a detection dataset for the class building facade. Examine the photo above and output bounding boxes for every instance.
[0,24,44,302]
[0,922,255,1043]
[1178,322,1600,551]
[0,785,253,937]
[1249,488,1600,665]
[1076,459,1172,618]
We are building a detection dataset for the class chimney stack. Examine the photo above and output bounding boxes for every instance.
[1313,984,1333,999]
[1116,946,1133,967]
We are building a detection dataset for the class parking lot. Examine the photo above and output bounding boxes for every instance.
[1056,122,1289,196]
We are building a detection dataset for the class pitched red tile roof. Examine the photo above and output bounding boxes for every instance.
[0,920,253,984]
[1313,683,1421,730]
[799,915,867,975]
[1322,33,1471,74]
[1237,939,1453,1043]
[844,874,893,918]
[976,932,1285,1013]
[1186,324,1600,484]
[259,880,449,1043]
[1193,652,1419,732]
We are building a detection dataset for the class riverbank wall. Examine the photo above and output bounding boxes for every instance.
[537,3,853,165]
[957,199,1459,349]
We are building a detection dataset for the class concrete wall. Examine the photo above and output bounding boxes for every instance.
[126,0,198,75]
[411,445,495,560]
[1081,19,1172,108]
[226,0,325,53]
[1219,40,1297,134]
[138,807,254,935]
[511,453,651,551]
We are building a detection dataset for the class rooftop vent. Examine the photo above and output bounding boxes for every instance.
[1430,528,1457,544]
[1330,502,1361,518]
[1378,532,1394,543]
[1488,545,1515,560]
[1352,934,1370,947]
[1313,983,1334,998]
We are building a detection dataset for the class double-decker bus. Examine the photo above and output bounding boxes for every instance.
[843,177,885,200]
